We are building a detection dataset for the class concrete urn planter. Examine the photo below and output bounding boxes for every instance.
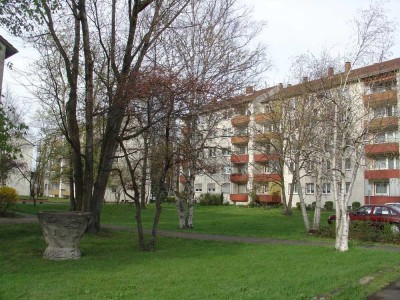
[38,211,91,260]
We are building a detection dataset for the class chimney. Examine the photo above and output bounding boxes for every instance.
[245,86,254,94]
[344,62,351,73]
[278,83,283,89]
[302,76,308,83]
[327,67,334,77]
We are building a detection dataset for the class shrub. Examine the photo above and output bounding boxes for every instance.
[0,186,18,216]
[324,201,334,211]
[351,201,361,210]
[198,193,223,206]
[311,201,316,209]
[165,196,176,203]
[296,202,301,210]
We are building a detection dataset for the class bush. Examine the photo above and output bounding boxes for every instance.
[324,201,334,211]
[0,186,18,216]
[165,196,176,203]
[198,193,223,206]
[351,201,361,210]
[296,202,301,210]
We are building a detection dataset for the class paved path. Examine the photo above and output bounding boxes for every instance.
[2,214,400,299]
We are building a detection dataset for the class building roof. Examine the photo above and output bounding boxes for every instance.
[0,35,18,59]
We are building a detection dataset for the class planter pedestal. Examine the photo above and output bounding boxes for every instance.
[38,211,91,260]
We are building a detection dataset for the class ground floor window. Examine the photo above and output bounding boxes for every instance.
[306,183,314,194]
[375,182,389,195]
[195,184,202,192]
[322,183,331,194]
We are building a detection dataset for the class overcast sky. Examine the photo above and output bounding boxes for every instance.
[1,0,400,108]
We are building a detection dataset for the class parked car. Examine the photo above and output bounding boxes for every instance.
[385,203,400,210]
[327,204,400,233]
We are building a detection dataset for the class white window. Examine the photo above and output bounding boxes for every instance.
[207,183,216,193]
[322,183,331,194]
[345,158,351,170]
[306,183,315,194]
[222,127,232,137]
[223,165,232,174]
[345,182,351,194]
[374,106,398,117]
[222,148,231,156]
[237,146,247,154]
[221,183,230,194]
[326,160,331,170]
[195,184,202,192]
[375,157,399,170]
[289,183,298,194]
[375,182,389,195]
[209,148,217,157]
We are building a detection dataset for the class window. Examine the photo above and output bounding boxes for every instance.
[375,157,399,170]
[345,182,351,194]
[221,183,230,194]
[345,158,351,170]
[375,182,389,195]
[289,183,298,194]
[223,165,232,174]
[326,160,331,170]
[237,146,247,154]
[373,131,399,144]
[195,184,202,192]
[222,148,231,156]
[208,148,217,157]
[374,106,398,117]
[222,127,232,137]
[306,183,315,194]
[207,183,216,193]
[322,183,331,194]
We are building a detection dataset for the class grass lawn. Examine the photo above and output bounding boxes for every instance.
[1,223,400,299]
[15,203,333,240]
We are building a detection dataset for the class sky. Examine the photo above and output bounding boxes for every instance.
[1,0,400,115]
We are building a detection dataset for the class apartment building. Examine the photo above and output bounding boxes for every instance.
[193,57,400,208]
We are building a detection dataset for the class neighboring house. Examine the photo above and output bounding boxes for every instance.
[192,57,400,207]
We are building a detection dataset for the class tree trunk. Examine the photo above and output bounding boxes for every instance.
[312,161,323,231]
[295,154,310,232]
[140,134,149,209]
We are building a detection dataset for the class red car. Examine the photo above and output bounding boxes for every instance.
[328,204,400,233]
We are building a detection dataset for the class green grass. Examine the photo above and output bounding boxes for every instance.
[1,224,400,299]
[15,203,332,240]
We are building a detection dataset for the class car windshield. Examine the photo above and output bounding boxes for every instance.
[355,206,372,215]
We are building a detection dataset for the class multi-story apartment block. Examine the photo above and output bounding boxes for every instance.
[193,57,400,208]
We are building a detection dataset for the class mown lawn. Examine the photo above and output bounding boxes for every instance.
[1,224,400,299]
[15,203,332,240]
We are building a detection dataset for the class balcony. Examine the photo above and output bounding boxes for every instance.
[253,132,279,142]
[230,194,248,202]
[231,115,250,127]
[256,194,281,203]
[364,143,399,156]
[231,154,249,164]
[231,136,249,145]
[364,196,400,205]
[254,112,280,123]
[363,90,397,108]
[364,169,400,179]
[253,173,281,182]
[367,116,398,132]
[230,173,249,183]
[254,153,279,162]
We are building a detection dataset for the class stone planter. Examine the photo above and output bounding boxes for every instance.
[38,211,91,260]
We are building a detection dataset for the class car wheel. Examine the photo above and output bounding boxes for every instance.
[390,224,400,234]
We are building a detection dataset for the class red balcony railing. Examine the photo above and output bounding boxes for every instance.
[231,154,249,164]
[253,173,281,182]
[230,173,249,183]
[364,143,399,156]
[367,116,398,132]
[363,90,397,108]
[231,136,249,145]
[253,153,280,162]
[256,194,281,203]
[231,115,250,127]
[230,194,248,202]
[364,169,400,179]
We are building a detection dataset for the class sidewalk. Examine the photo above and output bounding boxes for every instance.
[2,213,400,299]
